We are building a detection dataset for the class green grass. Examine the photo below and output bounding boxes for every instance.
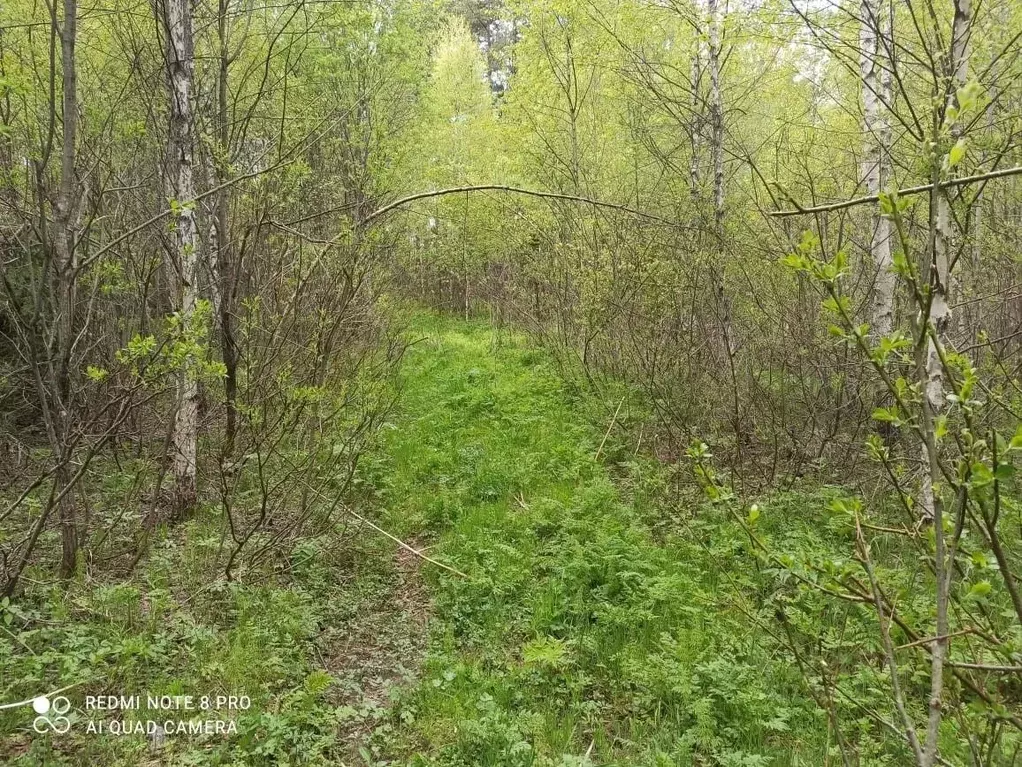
[2,311,874,766]
[362,313,827,766]
[0,517,412,765]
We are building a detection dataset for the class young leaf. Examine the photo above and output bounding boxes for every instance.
[948,138,967,168]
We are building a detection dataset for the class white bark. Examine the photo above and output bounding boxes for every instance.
[924,0,971,515]
[941,0,972,346]
[921,2,971,764]
[705,0,734,360]
[161,0,201,513]
[860,0,894,338]
[689,48,702,202]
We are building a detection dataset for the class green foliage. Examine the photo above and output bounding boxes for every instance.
[369,314,826,765]
[0,514,405,765]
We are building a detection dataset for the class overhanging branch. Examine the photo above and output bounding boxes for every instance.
[363,184,688,228]
[769,165,1022,217]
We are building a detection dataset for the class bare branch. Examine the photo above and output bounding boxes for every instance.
[363,184,690,228]
[769,165,1022,217]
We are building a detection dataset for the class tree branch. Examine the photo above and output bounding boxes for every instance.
[769,165,1022,217]
[363,184,689,228]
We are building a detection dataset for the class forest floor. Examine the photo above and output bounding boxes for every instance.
[360,313,822,765]
[2,312,832,766]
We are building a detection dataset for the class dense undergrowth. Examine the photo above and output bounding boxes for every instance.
[2,312,964,764]
[0,502,412,765]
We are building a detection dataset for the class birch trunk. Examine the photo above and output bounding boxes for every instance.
[920,1,971,763]
[160,0,201,515]
[939,0,972,347]
[860,0,894,338]
[923,0,971,521]
[689,39,703,203]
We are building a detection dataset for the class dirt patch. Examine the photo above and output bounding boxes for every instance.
[323,539,433,753]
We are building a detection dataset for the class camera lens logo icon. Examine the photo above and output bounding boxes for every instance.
[32,695,71,734]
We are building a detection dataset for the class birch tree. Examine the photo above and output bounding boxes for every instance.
[158,0,202,515]
[929,0,972,390]
[918,2,972,761]
[920,0,971,529]
[860,0,894,338]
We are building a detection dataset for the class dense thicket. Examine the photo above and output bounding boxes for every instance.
[0,0,437,586]
[1,0,1021,763]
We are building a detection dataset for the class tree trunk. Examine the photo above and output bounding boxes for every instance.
[966,1,1006,340]
[860,0,894,338]
[923,0,971,521]
[214,0,238,453]
[160,0,201,516]
[920,2,971,763]
[53,0,78,577]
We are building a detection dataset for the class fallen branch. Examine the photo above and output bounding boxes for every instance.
[595,396,626,461]
[340,504,470,579]
[302,482,469,579]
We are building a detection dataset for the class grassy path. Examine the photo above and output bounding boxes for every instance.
[0,312,820,767]
[364,314,815,766]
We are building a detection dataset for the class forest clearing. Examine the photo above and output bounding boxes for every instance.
[1,0,1021,764]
